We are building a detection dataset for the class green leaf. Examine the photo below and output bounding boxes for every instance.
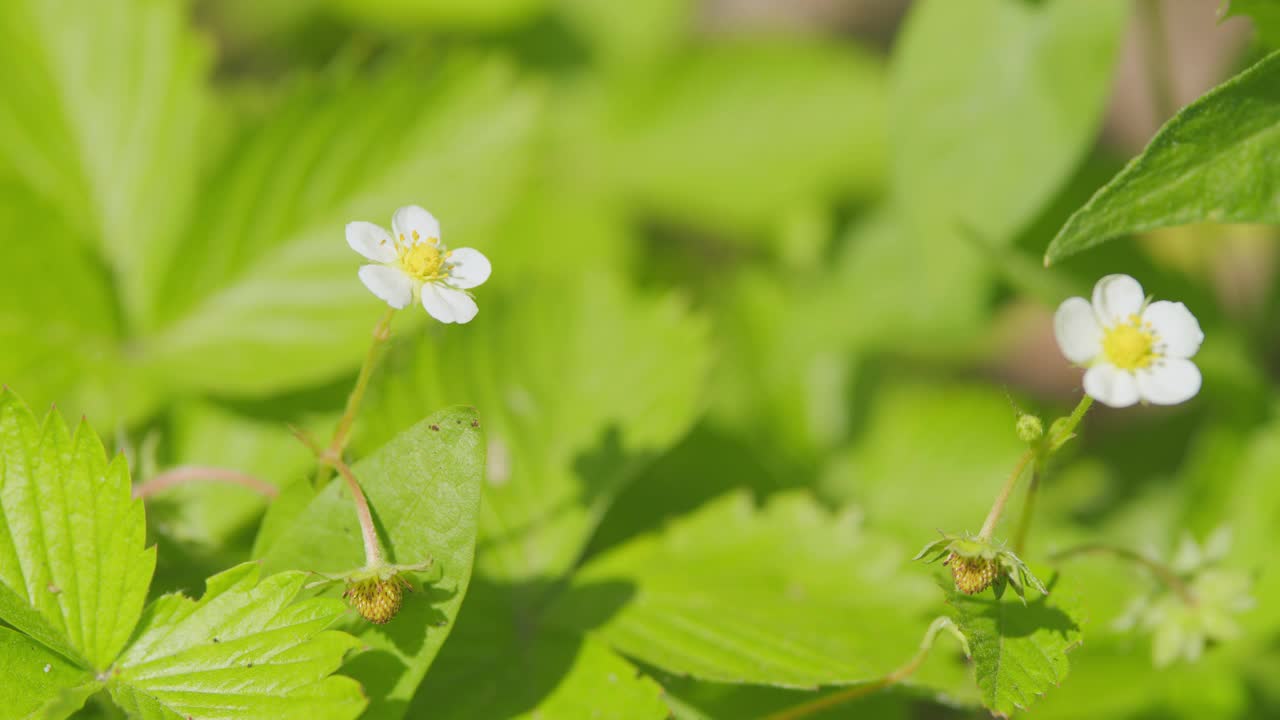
[946,581,1083,717]
[258,407,485,718]
[143,57,539,395]
[559,0,690,68]
[0,626,98,720]
[0,0,217,327]
[1034,638,1249,720]
[1046,50,1280,264]
[707,270,859,463]
[1224,0,1280,49]
[326,0,546,29]
[0,390,155,671]
[359,271,710,583]
[592,40,886,232]
[0,188,158,423]
[108,562,366,720]
[820,381,1025,544]
[892,0,1126,244]
[555,492,970,695]
[409,588,669,720]
[858,0,1125,348]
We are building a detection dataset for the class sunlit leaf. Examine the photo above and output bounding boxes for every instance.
[0,0,217,327]
[0,626,97,720]
[258,407,485,719]
[0,390,154,670]
[846,0,1125,348]
[946,581,1083,716]
[359,271,711,583]
[1046,51,1280,264]
[109,563,366,720]
[591,40,886,232]
[143,57,540,395]
[557,492,972,696]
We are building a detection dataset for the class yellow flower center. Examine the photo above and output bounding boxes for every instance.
[1102,315,1156,370]
[395,231,451,281]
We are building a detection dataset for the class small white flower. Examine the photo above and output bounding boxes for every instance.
[346,205,491,323]
[1054,274,1204,408]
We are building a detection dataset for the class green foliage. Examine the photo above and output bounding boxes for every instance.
[0,627,97,720]
[0,392,367,719]
[594,40,886,232]
[560,492,957,689]
[2,0,1279,717]
[0,390,153,670]
[946,582,1084,716]
[1046,50,1280,264]
[108,564,366,720]
[838,0,1125,349]
[359,272,710,583]
[0,0,216,327]
[1224,0,1280,49]
[821,382,1025,542]
[145,58,539,396]
[258,407,485,718]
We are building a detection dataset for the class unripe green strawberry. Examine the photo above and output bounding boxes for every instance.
[949,552,999,595]
[345,576,405,624]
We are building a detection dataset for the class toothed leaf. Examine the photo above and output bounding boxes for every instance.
[108,563,366,720]
[0,390,154,670]
[946,581,1084,716]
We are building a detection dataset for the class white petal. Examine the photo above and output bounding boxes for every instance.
[1136,358,1202,406]
[358,265,414,309]
[1054,297,1102,364]
[346,222,396,263]
[1091,274,1145,326]
[421,284,479,324]
[392,205,441,245]
[1083,364,1140,408]
[447,248,491,289]
[1143,301,1204,359]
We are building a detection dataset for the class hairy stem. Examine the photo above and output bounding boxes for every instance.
[977,449,1035,541]
[332,457,384,567]
[327,308,396,461]
[1011,394,1094,551]
[1055,394,1094,445]
[133,466,278,500]
[1011,461,1042,555]
[1052,543,1196,606]
[309,309,396,568]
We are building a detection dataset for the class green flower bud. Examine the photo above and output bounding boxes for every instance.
[1016,414,1044,444]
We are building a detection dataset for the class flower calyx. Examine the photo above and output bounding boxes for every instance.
[916,533,1048,603]
[309,558,435,625]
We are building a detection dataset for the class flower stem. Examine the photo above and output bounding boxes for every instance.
[977,448,1035,541]
[1052,543,1196,606]
[1011,394,1094,552]
[1054,394,1094,446]
[310,309,396,569]
[1011,460,1042,555]
[759,618,964,720]
[327,308,396,462]
[332,457,384,567]
[133,466,278,500]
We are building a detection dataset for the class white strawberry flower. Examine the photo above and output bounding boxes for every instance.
[346,205,491,323]
[1054,274,1204,408]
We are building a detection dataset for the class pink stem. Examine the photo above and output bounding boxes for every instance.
[133,466,278,500]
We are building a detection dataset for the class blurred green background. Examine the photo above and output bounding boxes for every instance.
[2,0,1279,717]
